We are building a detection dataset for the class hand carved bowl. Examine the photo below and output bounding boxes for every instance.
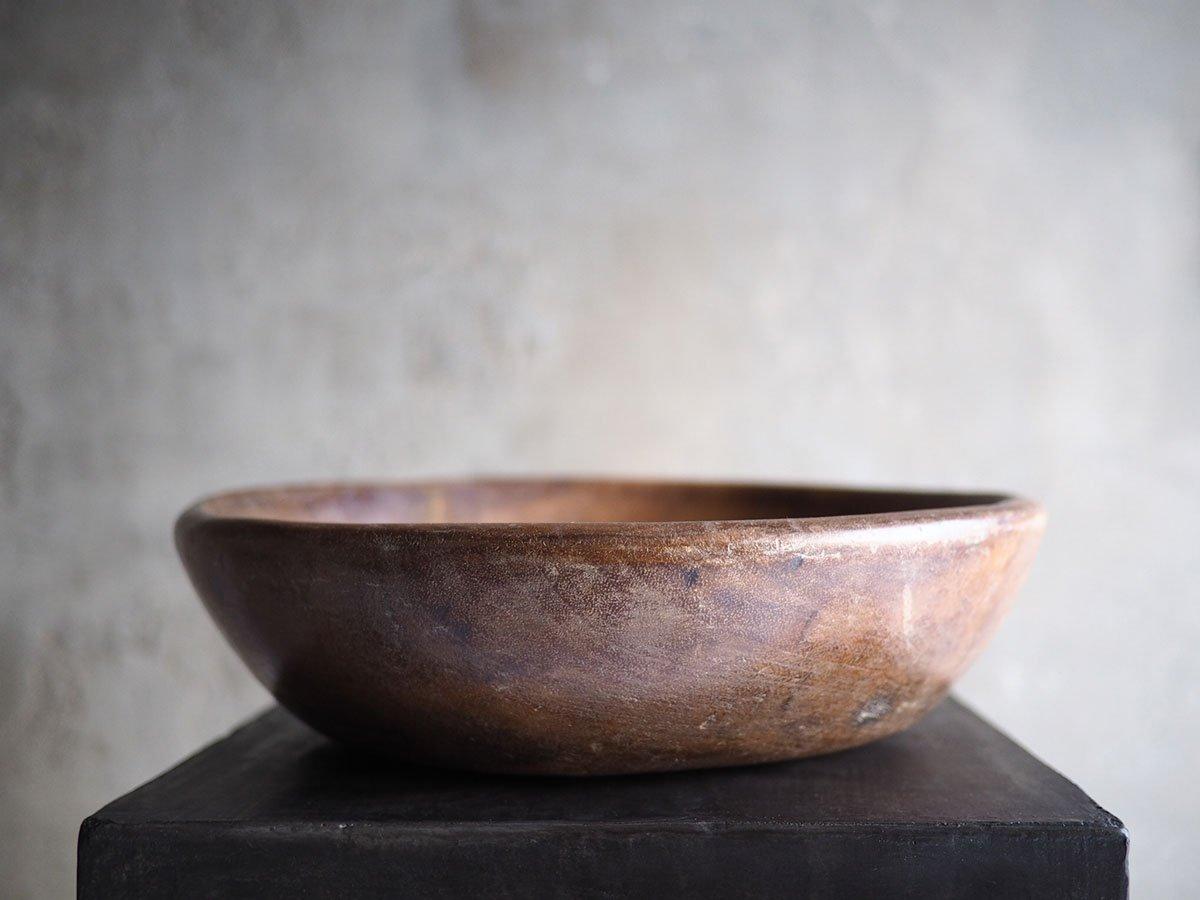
[176,479,1044,775]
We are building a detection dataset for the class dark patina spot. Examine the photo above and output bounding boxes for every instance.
[432,601,473,643]
[684,567,701,588]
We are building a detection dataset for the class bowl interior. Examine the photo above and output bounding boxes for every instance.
[197,480,1009,525]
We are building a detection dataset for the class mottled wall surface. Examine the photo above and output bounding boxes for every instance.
[2,1,1198,896]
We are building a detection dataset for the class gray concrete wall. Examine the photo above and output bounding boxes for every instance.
[2,1,1198,895]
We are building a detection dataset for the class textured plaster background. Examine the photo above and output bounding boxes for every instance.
[2,1,1199,896]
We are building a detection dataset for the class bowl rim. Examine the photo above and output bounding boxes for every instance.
[177,477,1044,550]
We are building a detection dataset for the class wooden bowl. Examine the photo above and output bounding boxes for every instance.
[176,479,1043,775]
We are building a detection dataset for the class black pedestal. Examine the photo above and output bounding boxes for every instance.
[78,698,1127,898]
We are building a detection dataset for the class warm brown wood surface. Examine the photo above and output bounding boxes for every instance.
[176,479,1044,775]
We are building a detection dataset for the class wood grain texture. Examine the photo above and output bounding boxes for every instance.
[175,479,1045,775]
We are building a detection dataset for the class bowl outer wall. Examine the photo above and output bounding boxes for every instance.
[175,487,1044,775]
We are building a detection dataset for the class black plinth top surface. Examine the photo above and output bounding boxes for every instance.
[79,698,1127,899]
